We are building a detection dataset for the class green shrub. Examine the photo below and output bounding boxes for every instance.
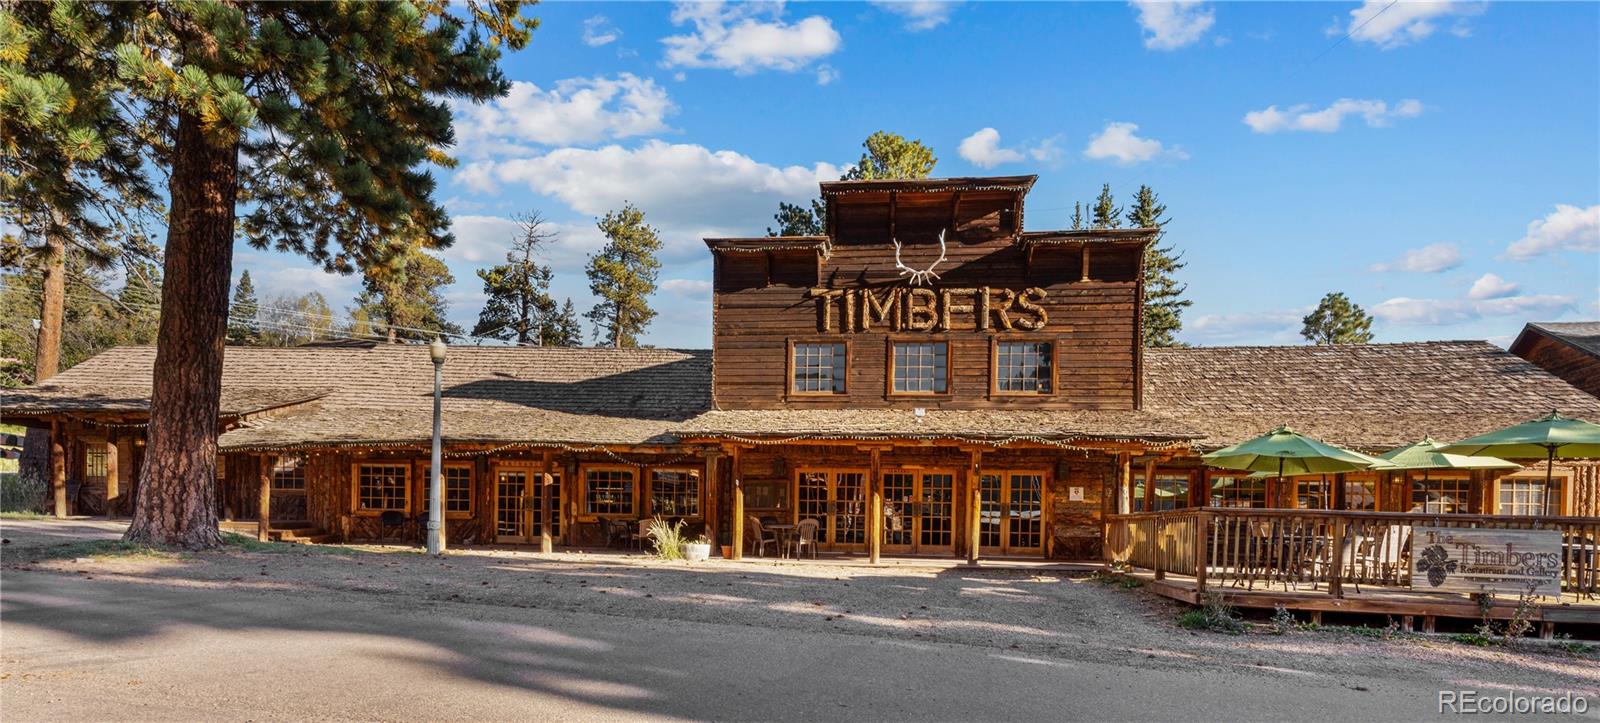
[1180,592,1243,633]
[1,470,47,514]
[645,516,687,561]
[1269,605,1296,635]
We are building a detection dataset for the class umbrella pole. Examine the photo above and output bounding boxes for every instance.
[1545,445,1555,491]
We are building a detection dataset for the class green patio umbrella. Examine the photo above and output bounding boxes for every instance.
[1378,437,1523,472]
[1203,425,1391,481]
[1439,411,1600,489]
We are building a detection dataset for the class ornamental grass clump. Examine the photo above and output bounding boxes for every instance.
[646,517,687,561]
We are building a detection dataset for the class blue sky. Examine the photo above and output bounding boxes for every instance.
[235,1,1600,349]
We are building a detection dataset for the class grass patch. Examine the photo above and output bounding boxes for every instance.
[25,539,181,562]
[220,532,364,556]
[1,510,55,520]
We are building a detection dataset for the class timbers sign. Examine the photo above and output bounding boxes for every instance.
[1410,526,1562,598]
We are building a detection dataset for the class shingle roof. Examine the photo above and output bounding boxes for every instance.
[1512,321,1600,358]
[1144,341,1600,450]
[8,340,1599,453]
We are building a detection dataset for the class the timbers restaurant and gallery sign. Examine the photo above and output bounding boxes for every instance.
[1410,526,1563,598]
[808,286,1050,333]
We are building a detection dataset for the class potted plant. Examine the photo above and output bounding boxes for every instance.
[683,533,713,563]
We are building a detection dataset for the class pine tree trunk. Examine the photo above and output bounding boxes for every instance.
[124,110,237,549]
[34,228,65,382]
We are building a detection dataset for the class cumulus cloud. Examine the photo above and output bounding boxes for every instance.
[1083,122,1186,165]
[1131,1,1216,50]
[661,1,841,75]
[452,74,675,152]
[446,215,610,274]
[1467,273,1518,301]
[582,15,621,46]
[1368,242,1463,273]
[872,1,960,31]
[1243,98,1423,134]
[456,140,843,258]
[1343,0,1485,49]
[1183,308,1308,345]
[1504,204,1600,260]
[815,64,839,85]
[1373,294,1573,326]
[958,128,1023,168]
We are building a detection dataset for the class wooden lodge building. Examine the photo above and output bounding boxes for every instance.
[7,175,1600,566]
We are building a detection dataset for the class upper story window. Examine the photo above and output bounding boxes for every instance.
[891,341,948,394]
[792,342,847,394]
[994,341,1054,394]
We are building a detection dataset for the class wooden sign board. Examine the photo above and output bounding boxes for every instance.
[1410,526,1562,598]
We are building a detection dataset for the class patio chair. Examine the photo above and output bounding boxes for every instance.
[790,518,820,560]
[378,510,407,541]
[745,515,778,558]
[633,519,653,551]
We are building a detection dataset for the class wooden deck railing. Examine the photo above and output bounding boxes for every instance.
[1105,509,1600,599]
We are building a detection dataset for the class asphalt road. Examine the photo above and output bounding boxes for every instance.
[1,568,1450,722]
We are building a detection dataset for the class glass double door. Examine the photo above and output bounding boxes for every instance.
[796,469,868,551]
[882,470,956,555]
[495,467,563,544]
[978,471,1045,556]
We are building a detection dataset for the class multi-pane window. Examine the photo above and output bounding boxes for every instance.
[1343,476,1378,511]
[1296,476,1332,510]
[1498,478,1555,517]
[83,446,108,484]
[272,456,306,491]
[649,469,700,517]
[356,464,408,512]
[892,342,948,394]
[423,465,474,515]
[995,341,1053,394]
[1151,474,1188,511]
[586,468,636,515]
[1208,475,1266,508]
[1411,475,1471,514]
[793,343,846,394]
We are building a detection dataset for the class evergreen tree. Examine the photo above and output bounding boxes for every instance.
[354,252,463,343]
[768,130,937,236]
[1126,185,1190,348]
[2,1,535,547]
[1092,184,1123,229]
[547,298,584,347]
[472,212,558,345]
[226,270,259,345]
[1301,292,1375,345]
[1070,202,1086,231]
[585,204,661,348]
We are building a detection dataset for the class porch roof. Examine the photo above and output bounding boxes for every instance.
[677,408,1199,446]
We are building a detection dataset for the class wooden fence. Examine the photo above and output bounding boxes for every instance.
[1105,508,1600,599]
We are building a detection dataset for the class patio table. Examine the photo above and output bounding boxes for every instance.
[765,523,797,559]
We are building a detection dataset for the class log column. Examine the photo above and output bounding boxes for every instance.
[868,448,883,565]
[1143,458,1157,512]
[730,446,744,561]
[258,455,276,542]
[104,435,120,520]
[967,449,983,565]
[50,421,66,518]
[540,451,554,554]
[703,449,721,547]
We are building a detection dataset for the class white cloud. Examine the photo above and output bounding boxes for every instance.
[456,140,843,258]
[444,215,522,264]
[582,15,621,47]
[1184,308,1307,345]
[1344,0,1485,50]
[873,1,960,31]
[1131,1,1216,50]
[1504,204,1600,260]
[1083,122,1186,165]
[815,64,839,85]
[661,278,714,297]
[1243,98,1423,134]
[1373,294,1574,326]
[452,74,675,152]
[1368,242,1462,273]
[958,128,1024,168]
[661,2,841,75]
[1467,272,1518,300]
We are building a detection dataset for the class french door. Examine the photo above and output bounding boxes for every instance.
[795,469,868,551]
[882,470,956,555]
[978,471,1046,556]
[495,466,563,544]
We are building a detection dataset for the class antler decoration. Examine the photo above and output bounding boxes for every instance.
[892,228,948,286]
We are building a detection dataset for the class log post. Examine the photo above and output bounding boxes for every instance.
[104,436,120,519]
[868,448,883,565]
[540,451,554,554]
[730,446,744,561]
[1143,458,1156,512]
[1194,510,1210,594]
[114,434,134,519]
[1329,516,1346,598]
[50,421,67,518]
[1154,514,1167,581]
[257,455,276,542]
[703,449,721,545]
[968,450,983,565]
[1118,453,1132,515]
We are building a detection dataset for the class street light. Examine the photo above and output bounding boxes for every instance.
[426,336,447,556]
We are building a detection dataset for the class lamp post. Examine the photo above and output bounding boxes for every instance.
[427,336,447,556]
